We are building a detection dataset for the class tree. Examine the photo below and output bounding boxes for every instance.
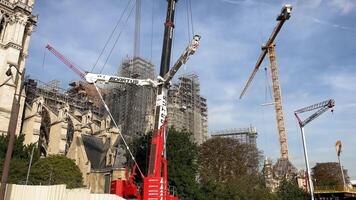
[166,128,200,199]
[197,137,276,200]
[198,137,260,184]
[0,158,29,184]
[128,132,152,184]
[130,128,201,199]
[29,155,83,188]
[276,179,307,200]
[0,134,40,184]
[312,162,349,187]
[0,134,39,161]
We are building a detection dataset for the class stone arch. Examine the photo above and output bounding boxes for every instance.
[38,107,51,157]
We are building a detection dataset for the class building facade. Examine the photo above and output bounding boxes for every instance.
[0,0,36,135]
[167,74,208,144]
[22,79,125,192]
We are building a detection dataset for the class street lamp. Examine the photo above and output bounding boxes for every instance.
[335,140,346,189]
[25,142,38,185]
[0,63,24,200]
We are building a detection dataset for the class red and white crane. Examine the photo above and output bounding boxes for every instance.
[45,1,201,198]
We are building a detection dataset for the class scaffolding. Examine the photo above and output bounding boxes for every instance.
[106,57,156,136]
[24,78,105,118]
[210,126,257,146]
[167,74,208,144]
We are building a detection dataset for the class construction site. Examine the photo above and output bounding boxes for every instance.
[0,0,355,200]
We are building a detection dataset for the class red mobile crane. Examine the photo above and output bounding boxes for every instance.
[46,0,200,199]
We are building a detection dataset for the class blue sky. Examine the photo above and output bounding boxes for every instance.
[27,0,356,179]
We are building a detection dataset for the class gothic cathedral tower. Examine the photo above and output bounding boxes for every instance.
[0,0,36,135]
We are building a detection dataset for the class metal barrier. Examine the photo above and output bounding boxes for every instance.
[314,185,356,194]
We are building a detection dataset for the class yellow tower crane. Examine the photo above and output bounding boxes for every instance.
[240,4,292,161]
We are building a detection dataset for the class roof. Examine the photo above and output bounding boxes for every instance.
[81,134,110,170]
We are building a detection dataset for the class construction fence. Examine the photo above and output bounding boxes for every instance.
[2,184,124,200]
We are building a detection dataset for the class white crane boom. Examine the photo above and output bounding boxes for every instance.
[294,99,335,127]
[84,35,201,88]
[294,99,335,200]
[85,73,160,87]
[163,35,201,85]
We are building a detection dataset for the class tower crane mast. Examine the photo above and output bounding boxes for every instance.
[239,4,292,160]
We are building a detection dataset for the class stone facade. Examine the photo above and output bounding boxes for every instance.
[262,157,298,192]
[0,0,36,135]
[22,79,124,193]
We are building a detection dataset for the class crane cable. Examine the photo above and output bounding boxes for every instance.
[186,0,191,42]
[93,82,144,177]
[149,0,156,62]
[91,0,133,73]
[264,67,273,105]
[99,1,135,73]
[188,0,194,35]
[183,0,195,72]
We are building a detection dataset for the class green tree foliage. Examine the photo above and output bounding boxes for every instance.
[0,159,29,184]
[166,128,200,199]
[130,128,201,199]
[198,137,260,184]
[30,155,83,188]
[0,134,40,161]
[276,179,307,200]
[0,135,82,188]
[0,134,40,184]
[198,137,276,200]
[129,132,152,183]
[312,162,349,187]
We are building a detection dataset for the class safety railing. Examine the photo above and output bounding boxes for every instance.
[314,185,356,194]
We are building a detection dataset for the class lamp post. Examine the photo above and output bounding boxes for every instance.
[335,140,346,189]
[0,64,24,200]
[25,142,38,185]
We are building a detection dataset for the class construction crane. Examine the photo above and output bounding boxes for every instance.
[239,4,292,160]
[294,99,335,200]
[108,32,199,198]
[45,44,86,80]
[46,1,200,198]
[46,44,160,88]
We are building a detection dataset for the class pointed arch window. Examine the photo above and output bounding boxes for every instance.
[0,11,8,42]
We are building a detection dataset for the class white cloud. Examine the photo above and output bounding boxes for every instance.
[330,0,355,14]
[298,0,355,14]
[321,72,356,92]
